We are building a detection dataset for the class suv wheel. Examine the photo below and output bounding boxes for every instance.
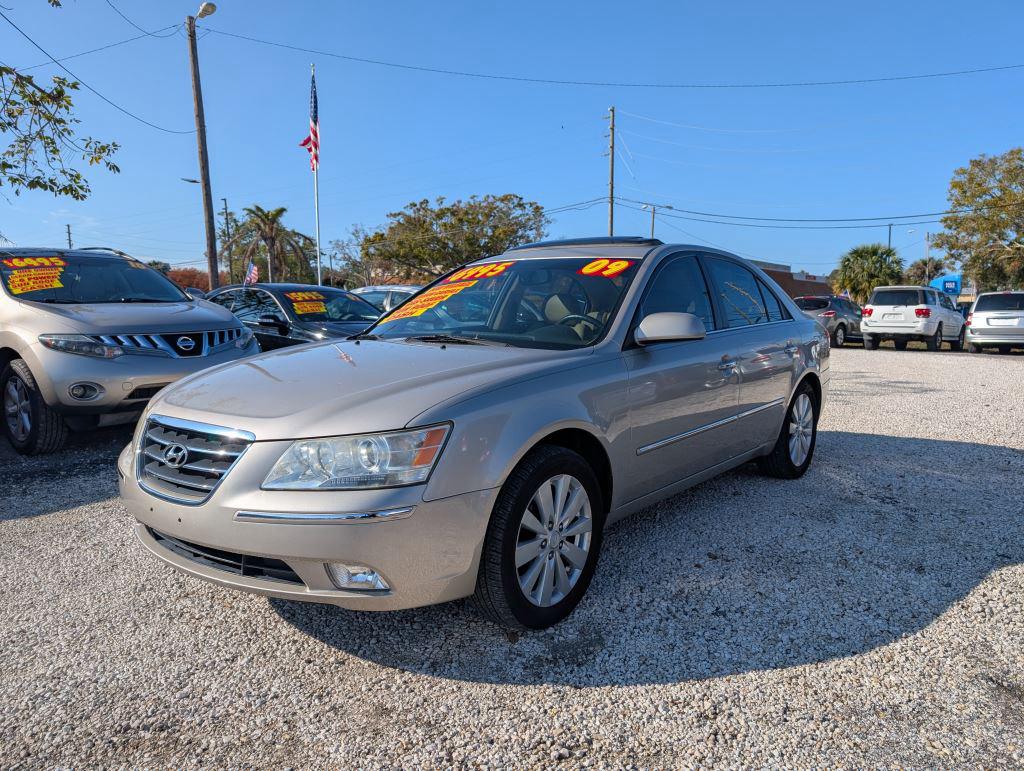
[863,334,879,350]
[474,445,604,630]
[893,339,908,351]
[1,360,68,455]
[950,326,965,352]
[926,324,943,352]
[998,345,1011,355]
[832,325,846,347]
[757,382,818,479]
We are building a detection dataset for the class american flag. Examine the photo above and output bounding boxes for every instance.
[299,71,319,171]
[243,260,258,286]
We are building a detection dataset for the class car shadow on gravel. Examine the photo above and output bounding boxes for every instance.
[0,424,134,520]
[271,430,1024,687]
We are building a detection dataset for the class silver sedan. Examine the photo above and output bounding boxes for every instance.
[118,237,829,629]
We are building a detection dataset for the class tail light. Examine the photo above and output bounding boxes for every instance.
[818,310,837,318]
[915,308,931,318]
[966,312,973,328]
[862,307,874,317]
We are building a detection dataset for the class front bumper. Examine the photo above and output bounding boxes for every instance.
[860,319,937,338]
[29,340,258,415]
[118,443,499,611]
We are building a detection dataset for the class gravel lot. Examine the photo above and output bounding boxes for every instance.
[2,347,1022,767]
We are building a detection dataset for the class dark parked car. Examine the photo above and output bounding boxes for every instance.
[793,295,863,347]
[207,283,380,350]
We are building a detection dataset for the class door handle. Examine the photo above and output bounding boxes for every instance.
[784,345,799,355]
[718,359,737,372]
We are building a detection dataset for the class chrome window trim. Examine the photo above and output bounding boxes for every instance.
[637,398,786,456]
[233,507,415,525]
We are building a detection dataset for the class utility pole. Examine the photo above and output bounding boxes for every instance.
[649,204,656,238]
[65,224,72,249]
[221,197,233,282]
[186,11,219,290]
[607,106,615,237]
[887,223,893,249]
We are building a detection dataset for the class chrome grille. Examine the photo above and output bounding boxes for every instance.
[88,328,243,358]
[138,414,255,504]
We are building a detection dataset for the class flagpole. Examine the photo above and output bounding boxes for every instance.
[311,63,322,286]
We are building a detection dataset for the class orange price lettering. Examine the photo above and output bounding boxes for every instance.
[2,256,67,269]
[445,261,515,283]
[578,258,633,278]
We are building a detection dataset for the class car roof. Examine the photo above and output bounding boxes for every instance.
[353,285,420,292]
[977,289,1024,295]
[873,285,929,291]
[0,247,132,262]
[211,282,352,293]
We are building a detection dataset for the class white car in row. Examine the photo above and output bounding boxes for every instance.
[860,285,966,352]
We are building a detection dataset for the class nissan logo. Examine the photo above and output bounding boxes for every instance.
[162,443,189,468]
[176,336,196,352]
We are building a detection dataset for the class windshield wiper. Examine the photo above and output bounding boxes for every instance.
[116,298,177,303]
[349,332,380,340]
[404,334,496,346]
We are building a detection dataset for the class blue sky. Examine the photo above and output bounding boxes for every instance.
[3,0,1022,275]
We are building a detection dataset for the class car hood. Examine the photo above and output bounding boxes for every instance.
[27,300,238,334]
[301,319,373,337]
[152,339,590,440]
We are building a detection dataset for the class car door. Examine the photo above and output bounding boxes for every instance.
[938,292,961,337]
[623,253,744,502]
[840,297,862,336]
[250,289,298,349]
[703,256,796,449]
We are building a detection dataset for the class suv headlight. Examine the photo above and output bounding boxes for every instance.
[38,334,123,359]
[263,425,450,490]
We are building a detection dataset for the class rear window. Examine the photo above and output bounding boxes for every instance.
[975,293,1024,312]
[795,297,829,311]
[870,289,921,306]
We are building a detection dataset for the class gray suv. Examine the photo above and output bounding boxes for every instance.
[793,295,862,347]
[119,237,830,629]
[0,248,257,454]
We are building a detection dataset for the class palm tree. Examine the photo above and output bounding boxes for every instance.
[226,205,315,283]
[903,256,950,286]
[832,243,904,304]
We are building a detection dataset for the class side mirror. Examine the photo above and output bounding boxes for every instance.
[634,312,706,345]
[258,313,288,330]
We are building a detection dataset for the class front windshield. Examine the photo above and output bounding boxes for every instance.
[0,253,187,303]
[281,288,380,323]
[370,256,641,349]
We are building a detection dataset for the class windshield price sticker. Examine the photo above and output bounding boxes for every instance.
[381,280,477,323]
[445,261,515,283]
[578,258,634,278]
[292,301,326,314]
[7,267,65,295]
[2,256,67,269]
[285,291,325,301]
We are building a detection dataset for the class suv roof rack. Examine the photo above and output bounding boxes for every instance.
[78,246,136,260]
[508,236,663,251]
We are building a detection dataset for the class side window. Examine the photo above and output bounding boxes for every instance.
[940,294,955,311]
[639,254,715,331]
[208,289,237,310]
[705,257,769,328]
[358,290,388,309]
[757,279,787,322]
[229,290,262,323]
[254,290,285,319]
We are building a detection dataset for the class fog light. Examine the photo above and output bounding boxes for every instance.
[326,563,389,591]
[68,382,102,400]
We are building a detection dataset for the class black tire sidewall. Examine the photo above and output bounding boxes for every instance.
[1,362,41,452]
[497,449,605,629]
[833,325,845,347]
[785,383,818,476]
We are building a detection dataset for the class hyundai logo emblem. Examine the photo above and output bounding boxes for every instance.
[176,336,196,352]
[162,443,189,468]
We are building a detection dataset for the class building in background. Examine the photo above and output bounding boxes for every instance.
[752,260,832,298]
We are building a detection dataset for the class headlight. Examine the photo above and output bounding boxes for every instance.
[263,424,450,490]
[236,326,255,348]
[38,334,123,359]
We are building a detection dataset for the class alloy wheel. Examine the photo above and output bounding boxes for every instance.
[835,326,845,346]
[515,474,593,607]
[4,376,31,442]
[788,393,814,466]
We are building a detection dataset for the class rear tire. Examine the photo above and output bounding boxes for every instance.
[473,445,605,630]
[950,326,965,352]
[832,325,846,347]
[894,339,908,351]
[968,343,983,354]
[863,334,880,350]
[1,360,68,455]
[998,345,1011,355]
[757,381,818,480]
[926,324,942,352]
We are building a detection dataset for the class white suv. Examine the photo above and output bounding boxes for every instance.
[861,285,965,351]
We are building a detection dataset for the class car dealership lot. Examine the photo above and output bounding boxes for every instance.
[1,350,1022,767]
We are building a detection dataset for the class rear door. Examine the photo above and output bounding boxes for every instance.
[624,253,743,502]
[938,292,962,338]
[703,256,796,448]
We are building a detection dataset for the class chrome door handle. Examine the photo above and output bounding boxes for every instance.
[784,345,799,355]
[718,360,737,371]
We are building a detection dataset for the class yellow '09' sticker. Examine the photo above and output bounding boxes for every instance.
[577,258,633,278]
[380,280,477,322]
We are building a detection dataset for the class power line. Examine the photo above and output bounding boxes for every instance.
[17,28,179,72]
[618,109,812,134]
[0,10,194,134]
[103,0,179,38]
[200,26,1024,90]
[620,129,822,154]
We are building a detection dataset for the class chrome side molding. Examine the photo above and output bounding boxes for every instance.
[233,507,415,524]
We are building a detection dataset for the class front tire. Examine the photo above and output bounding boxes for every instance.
[863,334,880,350]
[1,360,68,455]
[473,445,605,630]
[757,382,818,479]
[950,326,965,352]
[832,325,846,347]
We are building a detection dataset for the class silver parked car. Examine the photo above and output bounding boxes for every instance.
[0,248,257,454]
[965,291,1024,354]
[118,237,830,629]
[860,285,966,351]
[351,284,422,312]
[793,295,863,347]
